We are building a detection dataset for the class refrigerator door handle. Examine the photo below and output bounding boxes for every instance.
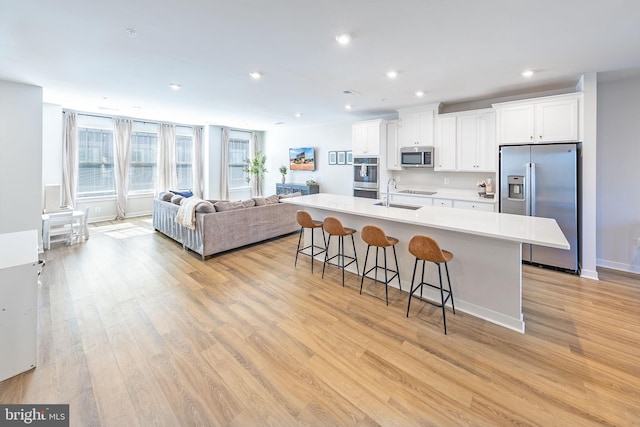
[530,162,536,217]
[525,163,531,216]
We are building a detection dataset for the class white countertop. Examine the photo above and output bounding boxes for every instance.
[384,187,497,204]
[281,193,569,249]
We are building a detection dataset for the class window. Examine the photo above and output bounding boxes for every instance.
[176,135,193,190]
[77,128,115,197]
[229,138,250,190]
[129,131,158,192]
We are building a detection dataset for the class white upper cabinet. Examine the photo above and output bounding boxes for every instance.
[457,111,496,172]
[435,116,457,171]
[352,119,386,156]
[385,120,401,170]
[535,98,579,142]
[494,93,581,145]
[436,109,496,172]
[397,104,440,148]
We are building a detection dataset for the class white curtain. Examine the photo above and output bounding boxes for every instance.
[62,111,78,208]
[192,126,204,199]
[157,123,177,193]
[220,128,230,200]
[113,118,132,219]
[250,132,260,196]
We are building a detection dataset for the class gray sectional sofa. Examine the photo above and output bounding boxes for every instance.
[152,193,300,259]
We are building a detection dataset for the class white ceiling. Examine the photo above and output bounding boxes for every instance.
[2,0,640,130]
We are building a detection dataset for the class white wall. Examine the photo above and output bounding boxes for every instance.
[0,80,43,236]
[596,73,640,273]
[264,123,353,196]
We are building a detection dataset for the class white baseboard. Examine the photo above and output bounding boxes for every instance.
[596,259,640,275]
[580,269,599,280]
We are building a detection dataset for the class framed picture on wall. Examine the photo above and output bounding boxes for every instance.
[337,151,346,165]
[346,151,353,165]
[328,151,337,165]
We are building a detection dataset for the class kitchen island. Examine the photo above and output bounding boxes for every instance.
[281,193,569,333]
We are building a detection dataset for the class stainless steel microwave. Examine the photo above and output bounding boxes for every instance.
[400,146,434,168]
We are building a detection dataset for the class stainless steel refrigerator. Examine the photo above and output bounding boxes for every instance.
[499,143,579,273]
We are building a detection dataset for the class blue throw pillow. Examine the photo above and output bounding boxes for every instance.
[170,190,193,198]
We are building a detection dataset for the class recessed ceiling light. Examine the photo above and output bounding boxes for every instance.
[386,70,398,79]
[169,83,182,90]
[249,71,262,79]
[295,112,303,118]
[415,90,425,97]
[335,33,352,45]
[345,104,353,110]
[521,69,534,78]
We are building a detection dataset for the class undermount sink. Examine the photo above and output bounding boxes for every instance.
[398,189,438,196]
[373,202,422,210]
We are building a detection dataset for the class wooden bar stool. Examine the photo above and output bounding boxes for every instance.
[295,210,327,273]
[360,225,401,305]
[406,235,456,334]
[322,216,359,287]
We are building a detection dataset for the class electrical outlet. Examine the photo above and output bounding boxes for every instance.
[95,207,101,213]
[636,238,640,247]
[444,178,450,185]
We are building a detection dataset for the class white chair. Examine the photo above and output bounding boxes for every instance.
[44,211,74,250]
[72,207,90,243]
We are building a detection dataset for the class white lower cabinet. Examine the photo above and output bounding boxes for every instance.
[453,200,495,212]
[389,194,496,211]
[433,198,453,208]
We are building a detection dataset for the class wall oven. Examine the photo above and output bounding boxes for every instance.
[353,156,379,199]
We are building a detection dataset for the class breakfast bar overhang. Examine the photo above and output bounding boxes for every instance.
[282,194,570,333]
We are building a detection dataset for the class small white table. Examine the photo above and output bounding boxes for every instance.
[41,210,87,250]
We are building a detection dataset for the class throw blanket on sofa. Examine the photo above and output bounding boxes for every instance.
[175,197,204,230]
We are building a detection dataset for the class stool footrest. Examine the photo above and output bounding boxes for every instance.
[297,244,327,257]
[324,253,357,270]
[363,265,399,285]
[409,281,453,308]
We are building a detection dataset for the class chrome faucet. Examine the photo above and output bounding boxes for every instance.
[386,177,397,207]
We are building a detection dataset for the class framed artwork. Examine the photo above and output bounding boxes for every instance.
[337,151,346,165]
[328,151,337,165]
[346,151,353,165]
[289,147,315,171]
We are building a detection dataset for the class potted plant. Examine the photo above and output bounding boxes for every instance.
[279,165,288,184]
[243,151,268,196]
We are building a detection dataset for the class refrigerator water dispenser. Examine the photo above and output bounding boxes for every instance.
[508,175,524,200]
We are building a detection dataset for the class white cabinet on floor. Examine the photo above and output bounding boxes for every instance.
[494,93,581,145]
[386,120,401,170]
[352,119,386,156]
[398,104,440,148]
[0,230,38,382]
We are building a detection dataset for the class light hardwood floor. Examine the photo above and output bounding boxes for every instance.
[1,217,639,426]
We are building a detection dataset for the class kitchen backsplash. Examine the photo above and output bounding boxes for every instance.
[388,168,496,190]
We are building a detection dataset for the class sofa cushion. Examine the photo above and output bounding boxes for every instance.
[171,190,193,198]
[214,201,244,212]
[264,195,280,205]
[196,200,215,213]
[253,197,266,206]
[171,194,185,205]
[241,199,256,208]
[159,191,173,201]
